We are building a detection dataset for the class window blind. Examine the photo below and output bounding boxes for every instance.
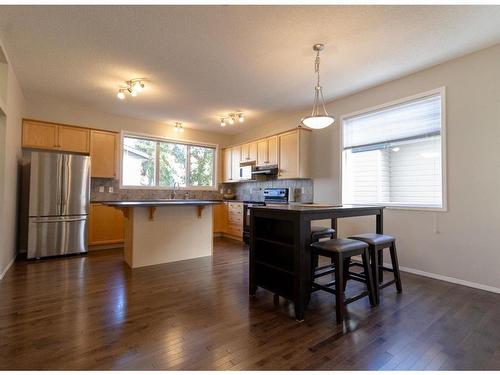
[343,94,441,150]
[342,92,444,209]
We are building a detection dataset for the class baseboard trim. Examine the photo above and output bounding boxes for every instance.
[387,263,500,294]
[0,256,15,280]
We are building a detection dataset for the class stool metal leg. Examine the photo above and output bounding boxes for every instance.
[389,242,403,293]
[361,248,376,307]
[334,253,345,324]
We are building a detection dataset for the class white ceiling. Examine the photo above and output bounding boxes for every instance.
[0,5,500,134]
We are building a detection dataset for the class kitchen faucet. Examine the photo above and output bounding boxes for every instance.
[171,182,179,199]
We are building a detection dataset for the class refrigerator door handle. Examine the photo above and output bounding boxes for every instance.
[31,217,87,224]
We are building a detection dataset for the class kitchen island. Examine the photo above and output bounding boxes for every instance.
[249,203,385,321]
[103,200,222,268]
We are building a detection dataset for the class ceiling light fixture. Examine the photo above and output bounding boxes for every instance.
[116,78,147,100]
[219,112,244,127]
[117,89,126,100]
[301,44,335,129]
[173,122,184,133]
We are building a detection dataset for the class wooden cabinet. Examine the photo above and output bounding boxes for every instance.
[268,136,278,165]
[221,127,310,182]
[257,139,268,166]
[226,202,243,238]
[222,148,233,182]
[22,120,58,149]
[89,203,124,246]
[213,203,228,233]
[212,202,243,239]
[278,129,310,179]
[256,136,278,166]
[90,130,117,178]
[231,146,241,182]
[58,125,90,153]
[241,142,257,162]
[22,120,90,153]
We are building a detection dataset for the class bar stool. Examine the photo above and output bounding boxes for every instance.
[348,233,402,304]
[311,238,376,324]
[311,226,335,270]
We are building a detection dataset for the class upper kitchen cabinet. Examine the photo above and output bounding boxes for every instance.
[278,129,310,179]
[22,120,58,149]
[231,146,242,181]
[90,130,117,178]
[222,148,233,182]
[241,141,257,162]
[22,119,90,153]
[58,125,90,153]
[257,136,278,166]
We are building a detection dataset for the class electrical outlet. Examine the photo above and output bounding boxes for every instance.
[98,186,105,193]
[108,186,114,193]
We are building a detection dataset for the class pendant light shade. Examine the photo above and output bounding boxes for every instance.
[301,115,335,129]
[301,44,335,129]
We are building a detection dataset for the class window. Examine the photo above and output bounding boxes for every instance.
[122,135,216,189]
[342,89,445,209]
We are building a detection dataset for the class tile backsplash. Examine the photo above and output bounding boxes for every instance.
[222,179,313,202]
[91,177,313,203]
[91,178,223,202]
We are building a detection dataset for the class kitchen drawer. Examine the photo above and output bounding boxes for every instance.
[227,202,243,210]
[228,213,243,223]
[227,224,243,237]
[227,211,243,220]
[227,220,243,230]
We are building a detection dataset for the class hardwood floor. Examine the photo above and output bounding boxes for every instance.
[1,238,499,370]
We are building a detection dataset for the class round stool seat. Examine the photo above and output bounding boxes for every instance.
[311,238,368,257]
[348,233,395,246]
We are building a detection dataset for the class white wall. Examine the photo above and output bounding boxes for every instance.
[0,46,25,279]
[232,44,500,291]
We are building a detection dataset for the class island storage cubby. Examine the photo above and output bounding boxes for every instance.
[250,215,297,300]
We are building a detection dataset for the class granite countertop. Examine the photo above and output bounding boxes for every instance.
[101,199,223,207]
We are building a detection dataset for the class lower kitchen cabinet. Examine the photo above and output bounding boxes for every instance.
[89,203,125,247]
[213,202,243,240]
[213,203,228,233]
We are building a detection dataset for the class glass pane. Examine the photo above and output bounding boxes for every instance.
[159,142,187,187]
[189,146,215,186]
[122,137,156,186]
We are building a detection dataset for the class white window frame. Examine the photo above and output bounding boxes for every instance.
[340,87,447,212]
[119,131,219,191]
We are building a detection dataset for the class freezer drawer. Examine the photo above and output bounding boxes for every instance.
[27,216,88,259]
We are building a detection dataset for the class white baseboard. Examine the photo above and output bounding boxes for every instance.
[0,256,15,280]
[386,263,500,294]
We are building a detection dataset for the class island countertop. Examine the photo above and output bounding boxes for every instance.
[101,199,223,207]
[251,203,385,212]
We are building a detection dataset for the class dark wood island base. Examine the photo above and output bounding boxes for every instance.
[249,204,385,321]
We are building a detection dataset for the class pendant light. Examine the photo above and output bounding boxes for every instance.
[301,44,335,129]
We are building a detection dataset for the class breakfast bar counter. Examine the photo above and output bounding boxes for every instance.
[103,200,222,268]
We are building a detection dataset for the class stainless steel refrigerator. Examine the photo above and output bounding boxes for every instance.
[19,151,90,259]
